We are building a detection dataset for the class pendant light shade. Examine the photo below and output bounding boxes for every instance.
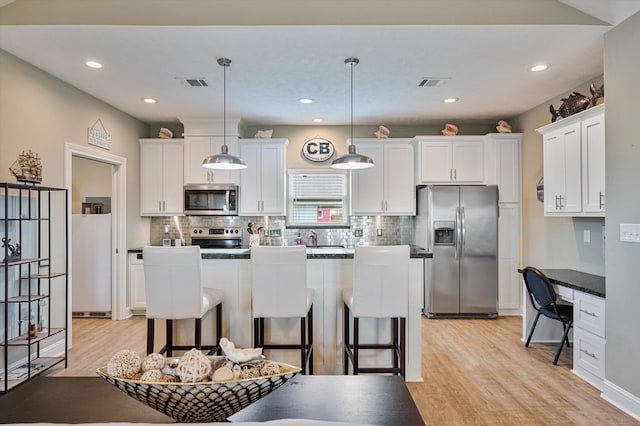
[202,58,246,170]
[331,57,374,170]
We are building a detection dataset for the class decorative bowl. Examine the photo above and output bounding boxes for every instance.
[96,359,300,423]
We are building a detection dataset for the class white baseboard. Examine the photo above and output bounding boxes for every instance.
[602,379,640,421]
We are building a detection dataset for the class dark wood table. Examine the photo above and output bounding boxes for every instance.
[0,375,424,425]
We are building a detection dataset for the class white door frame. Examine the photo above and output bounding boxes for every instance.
[64,143,128,345]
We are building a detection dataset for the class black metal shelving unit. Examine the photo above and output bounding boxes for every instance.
[1,182,68,392]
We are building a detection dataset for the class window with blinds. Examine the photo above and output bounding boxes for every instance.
[286,170,349,227]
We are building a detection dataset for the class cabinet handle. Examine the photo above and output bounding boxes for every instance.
[555,195,559,210]
[558,195,564,210]
[580,308,598,318]
[159,200,162,211]
[450,169,453,180]
[580,348,598,360]
[163,200,166,211]
[454,169,457,180]
[599,192,605,209]
[385,200,388,211]
[257,200,260,211]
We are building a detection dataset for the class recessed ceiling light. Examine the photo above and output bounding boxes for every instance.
[143,98,157,104]
[443,97,459,103]
[299,98,314,104]
[530,64,549,72]
[85,61,103,69]
[312,118,324,123]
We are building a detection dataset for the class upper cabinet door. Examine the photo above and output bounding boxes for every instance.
[162,142,185,214]
[351,144,385,214]
[452,141,484,183]
[384,143,415,214]
[259,143,286,215]
[581,113,605,215]
[418,141,453,182]
[239,143,262,215]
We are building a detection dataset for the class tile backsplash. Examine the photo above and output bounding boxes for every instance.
[150,216,415,248]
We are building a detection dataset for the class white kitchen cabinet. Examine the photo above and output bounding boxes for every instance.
[351,139,415,215]
[498,203,521,311]
[415,136,485,184]
[573,291,606,390]
[238,139,287,216]
[537,104,605,217]
[128,253,146,312]
[485,134,522,203]
[183,135,239,185]
[140,139,184,216]
[581,113,605,215]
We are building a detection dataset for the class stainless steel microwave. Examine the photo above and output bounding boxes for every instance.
[184,184,238,215]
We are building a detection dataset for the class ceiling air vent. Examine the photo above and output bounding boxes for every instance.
[178,78,209,87]
[418,78,450,87]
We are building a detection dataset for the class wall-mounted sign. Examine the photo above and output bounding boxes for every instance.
[87,118,111,150]
[302,138,334,162]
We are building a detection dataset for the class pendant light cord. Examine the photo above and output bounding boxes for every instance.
[350,60,354,144]
[223,60,227,148]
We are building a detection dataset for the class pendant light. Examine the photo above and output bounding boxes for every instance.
[202,57,247,170]
[330,57,374,170]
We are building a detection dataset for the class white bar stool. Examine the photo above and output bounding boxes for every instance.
[342,245,410,378]
[251,245,313,374]
[143,246,223,356]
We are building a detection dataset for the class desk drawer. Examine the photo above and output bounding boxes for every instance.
[574,292,605,338]
[554,285,574,302]
[573,328,605,380]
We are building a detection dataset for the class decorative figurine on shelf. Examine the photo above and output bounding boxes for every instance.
[441,123,459,136]
[9,150,42,184]
[158,128,173,139]
[589,83,604,107]
[1,237,21,263]
[549,92,590,122]
[496,120,513,133]
[374,125,390,138]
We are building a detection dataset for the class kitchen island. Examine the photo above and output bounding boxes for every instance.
[128,246,430,381]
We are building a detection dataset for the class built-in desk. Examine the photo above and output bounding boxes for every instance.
[520,268,606,390]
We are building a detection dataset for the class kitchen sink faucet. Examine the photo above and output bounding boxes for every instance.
[307,231,318,247]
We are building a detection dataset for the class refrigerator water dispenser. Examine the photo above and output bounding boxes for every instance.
[433,221,455,245]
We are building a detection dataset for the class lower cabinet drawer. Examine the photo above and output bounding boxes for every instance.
[574,292,605,338]
[554,284,574,302]
[573,328,605,380]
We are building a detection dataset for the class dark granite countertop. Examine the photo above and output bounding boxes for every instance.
[518,268,605,298]
[128,245,431,259]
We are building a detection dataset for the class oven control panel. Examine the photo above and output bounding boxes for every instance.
[192,227,241,238]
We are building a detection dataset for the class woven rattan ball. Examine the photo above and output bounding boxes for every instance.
[259,360,282,376]
[142,353,165,372]
[158,374,180,383]
[140,369,164,382]
[240,364,260,379]
[106,349,142,379]
[176,348,212,382]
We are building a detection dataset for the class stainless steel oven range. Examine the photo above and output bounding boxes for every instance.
[191,227,243,249]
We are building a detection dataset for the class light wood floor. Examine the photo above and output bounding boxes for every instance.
[48,316,637,425]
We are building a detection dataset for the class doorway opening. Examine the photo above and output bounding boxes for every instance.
[64,143,128,349]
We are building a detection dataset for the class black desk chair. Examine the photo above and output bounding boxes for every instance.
[522,266,573,365]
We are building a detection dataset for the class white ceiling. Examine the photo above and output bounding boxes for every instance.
[1,1,639,128]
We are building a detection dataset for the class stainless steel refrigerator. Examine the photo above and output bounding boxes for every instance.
[416,185,498,318]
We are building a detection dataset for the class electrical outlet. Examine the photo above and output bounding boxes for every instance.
[353,229,363,237]
[583,230,590,243]
[269,229,281,237]
[377,228,383,237]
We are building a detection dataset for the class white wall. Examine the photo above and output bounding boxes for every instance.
[0,49,150,249]
[603,10,640,403]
